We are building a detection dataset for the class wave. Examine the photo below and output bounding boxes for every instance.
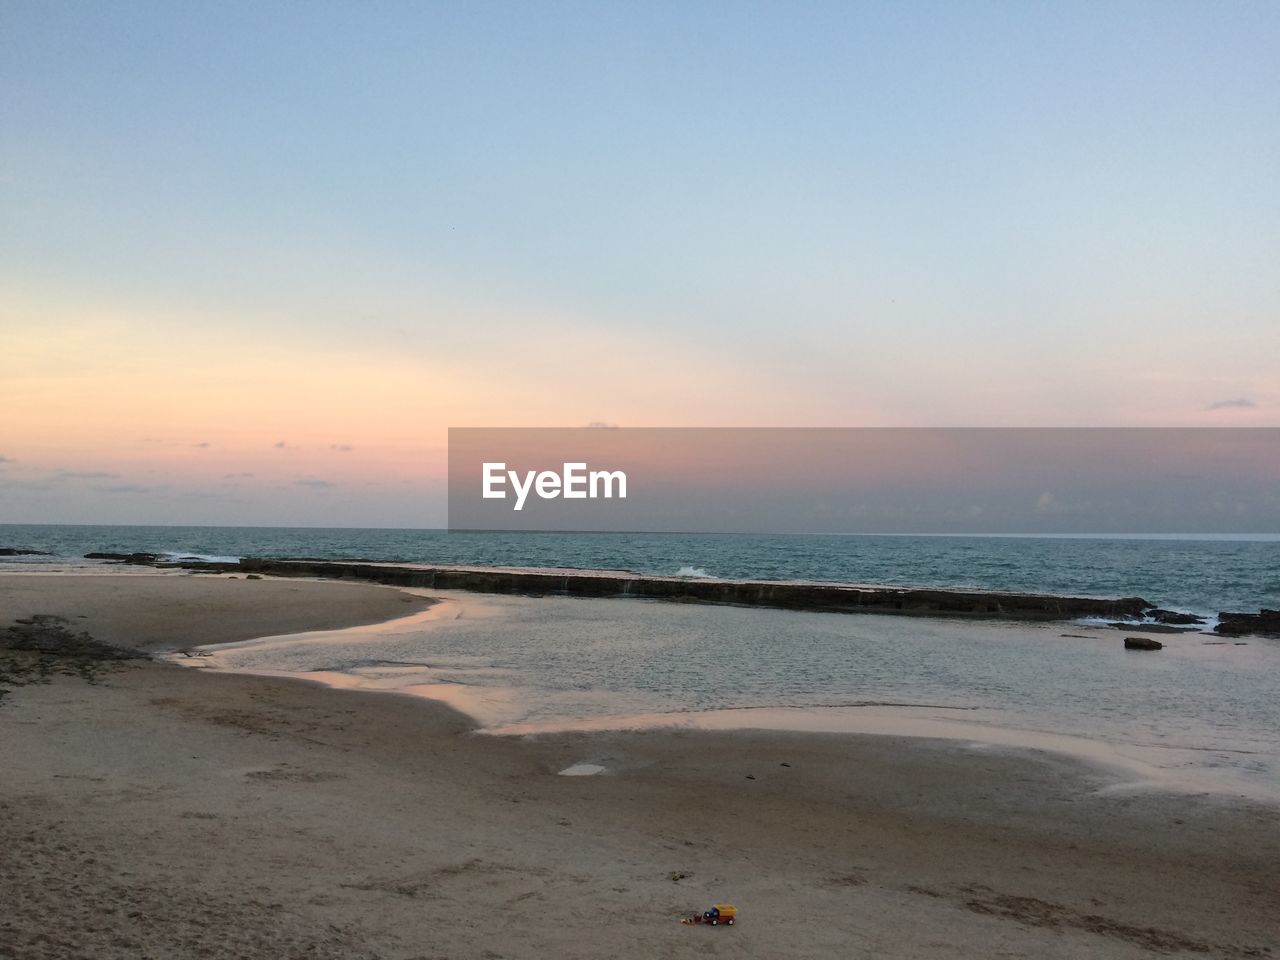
[674,565,713,579]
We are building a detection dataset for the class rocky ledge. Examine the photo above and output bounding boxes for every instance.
[1215,609,1280,638]
[161,557,1154,623]
[84,552,165,564]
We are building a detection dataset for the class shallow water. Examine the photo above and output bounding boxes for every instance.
[173,589,1280,800]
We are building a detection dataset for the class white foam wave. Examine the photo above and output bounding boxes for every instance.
[674,565,713,579]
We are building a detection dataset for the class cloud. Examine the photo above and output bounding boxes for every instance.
[0,477,59,491]
[142,437,210,448]
[222,472,255,480]
[0,455,12,463]
[52,470,121,481]
[295,477,336,489]
[330,443,353,452]
[586,421,619,429]
[101,484,151,494]
[274,441,287,449]
[1035,491,1060,514]
[1207,398,1258,410]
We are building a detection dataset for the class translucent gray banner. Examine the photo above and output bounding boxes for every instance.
[448,428,1279,534]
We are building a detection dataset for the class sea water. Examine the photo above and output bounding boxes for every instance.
[2,525,1277,616]
[5,524,1278,796]
[170,588,1280,798]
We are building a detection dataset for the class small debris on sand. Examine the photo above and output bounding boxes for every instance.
[1,614,144,700]
[557,763,606,776]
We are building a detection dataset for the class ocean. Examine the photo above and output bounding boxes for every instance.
[2,524,1277,618]
[4,524,1278,797]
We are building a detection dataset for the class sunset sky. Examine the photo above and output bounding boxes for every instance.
[3,2,1277,526]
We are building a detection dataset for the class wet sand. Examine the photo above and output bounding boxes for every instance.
[0,571,434,652]
[1,573,1277,959]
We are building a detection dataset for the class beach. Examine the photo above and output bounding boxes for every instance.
[2,573,1277,960]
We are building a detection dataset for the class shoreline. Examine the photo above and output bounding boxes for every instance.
[9,571,1277,800]
[0,569,435,652]
[14,548,1280,631]
[5,528,1276,630]
[3,571,1278,958]
[180,615,1280,805]
[145,578,1279,803]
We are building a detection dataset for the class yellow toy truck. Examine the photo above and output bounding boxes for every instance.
[705,904,736,926]
[682,904,737,926]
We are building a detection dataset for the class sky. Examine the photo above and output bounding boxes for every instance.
[2,1,1277,527]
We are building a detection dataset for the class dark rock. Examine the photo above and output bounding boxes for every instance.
[84,552,162,564]
[1149,609,1205,625]
[0,548,53,557]
[245,574,262,580]
[230,559,1155,623]
[1124,636,1164,651]
[1109,622,1195,634]
[1215,609,1280,638]
[162,558,245,573]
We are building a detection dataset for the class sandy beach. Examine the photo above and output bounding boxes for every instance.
[2,573,1277,960]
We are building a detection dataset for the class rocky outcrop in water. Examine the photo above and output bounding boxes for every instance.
[147,557,1157,623]
[1215,609,1280,638]
[0,548,53,556]
[1148,609,1205,625]
[1108,622,1197,634]
[84,552,164,564]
